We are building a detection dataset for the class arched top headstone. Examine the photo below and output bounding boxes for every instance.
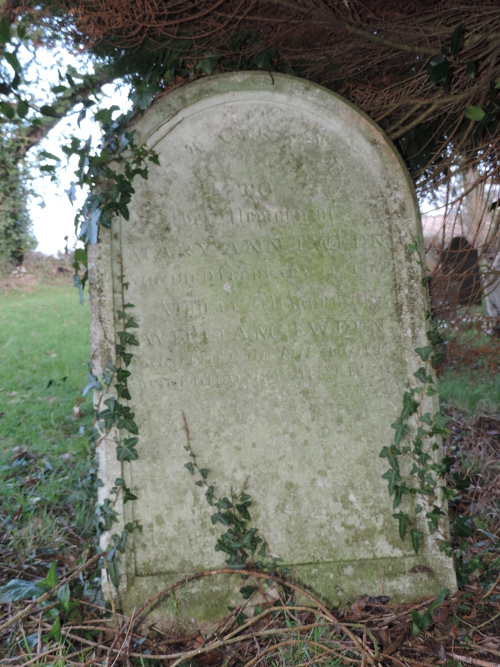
[89,72,456,624]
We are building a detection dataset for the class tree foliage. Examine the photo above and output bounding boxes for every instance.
[0,0,113,267]
[0,134,35,266]
[24,0,500,194]
[1,0,500,265]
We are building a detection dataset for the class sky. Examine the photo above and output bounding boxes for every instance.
[13,37,132,257]
[30,122,93,256]
[29,82,132,256]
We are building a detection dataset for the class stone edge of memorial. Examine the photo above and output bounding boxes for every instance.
[87,72,457,625]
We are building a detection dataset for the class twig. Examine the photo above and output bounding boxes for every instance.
[0,551,105,634]
[453,654,500,667]
[483,571,500,599]
[118,568,376,665]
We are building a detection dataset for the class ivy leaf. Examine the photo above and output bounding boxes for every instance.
[427,330,444,346]
[465,106,485,121]
[0,17,11,43]
[77,108,86,127]
[410,529,423,554]
[216,497,233,510]
[415,346,433,361]
[239,585,257,599]
[382,469,399,495]
[115,383,131,400]
[420,412,432,425]
[74,248,87,266]
[116,438,139,462]
[451,472,471,492]
[427,56,451,89]
[253,48,278,69]
[107,559,120,588]
[453,516,474,537]
[0,579,46,602]
[117,415,138,434]
[236,503,252,521]
[0,101,15,120]
[387,448,400,474]
[211,511,229,526]
[83,371,100,397]
[94,108,115,124]
[466,60,475,78]
[66,181,77,203]
[118,203,130,220]
[123,487,138,503]
[205,485,215,505]
[401,391,419,419]
[88,209,101,245]
[450,23,464,56]
[130,82,157,110]
[16,99,29,119]
[40,104,60,118]
[195,53,220,75]
[120,351,133,366]
[391,419,410,445]
[184,462,195,474]
[429,412,451,436]
[413,367,428,384]
[116,368,131,382]
[393,482,411,509]
[393,512,410,540]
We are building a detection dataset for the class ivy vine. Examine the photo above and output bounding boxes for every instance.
[62,105,160,589]
[182,412,291,602]
[380,246,459,556]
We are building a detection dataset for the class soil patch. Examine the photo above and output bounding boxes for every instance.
[0,252,75,293]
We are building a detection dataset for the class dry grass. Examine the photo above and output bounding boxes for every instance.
[1,404,499,666]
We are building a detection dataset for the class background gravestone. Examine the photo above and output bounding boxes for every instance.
[429,236,482,321]
[89,72,457,622]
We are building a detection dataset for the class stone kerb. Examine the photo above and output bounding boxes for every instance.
[88,71,457,623]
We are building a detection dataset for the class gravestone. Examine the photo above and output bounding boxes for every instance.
[89,72,457,623]
[430,237,482,320]
[485,251,500,336]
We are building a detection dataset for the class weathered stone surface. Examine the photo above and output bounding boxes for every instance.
[89,72,456,623]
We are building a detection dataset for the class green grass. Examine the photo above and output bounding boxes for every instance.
[438,368,500,413]
[0,286,95,570]
[0,286,92,454]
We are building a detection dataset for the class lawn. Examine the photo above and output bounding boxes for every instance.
[0,283,95,574]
